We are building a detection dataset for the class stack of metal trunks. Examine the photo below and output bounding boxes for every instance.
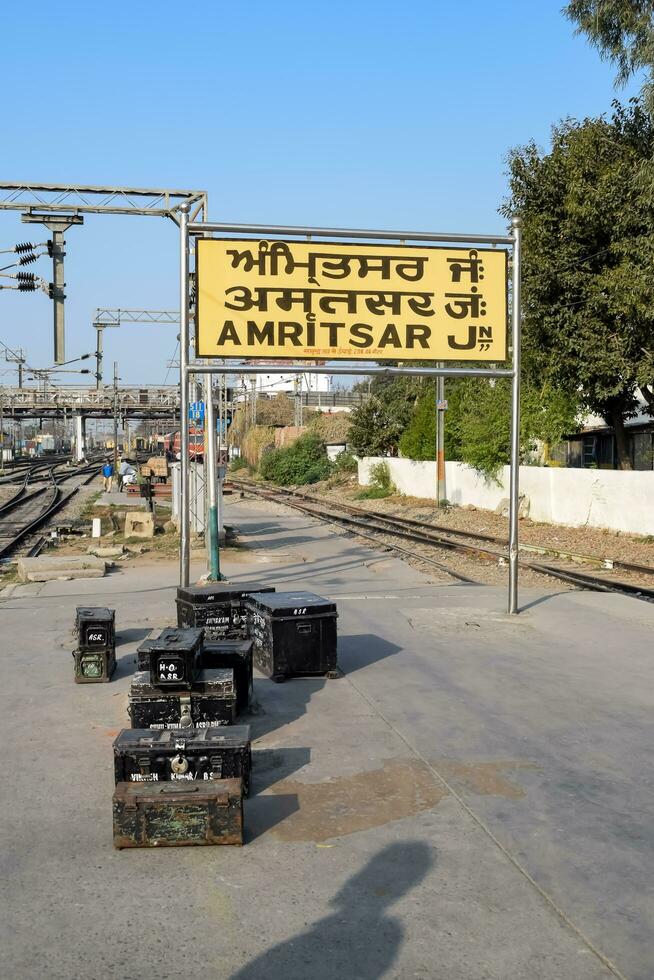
[110,582,340,848]
[112,625,254,848]
[175,581,275,639]
[73,607,116,683]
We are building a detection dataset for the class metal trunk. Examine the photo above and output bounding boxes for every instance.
[112,778,244,848]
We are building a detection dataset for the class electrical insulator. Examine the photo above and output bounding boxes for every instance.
[18,279,37,292]
[18,252,38,266]
[16,271,37,283]
[15,241,36,253]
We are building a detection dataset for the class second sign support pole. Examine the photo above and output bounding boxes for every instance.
[508,216,522,614]
[204,372,222,580]
[179,204,191,588]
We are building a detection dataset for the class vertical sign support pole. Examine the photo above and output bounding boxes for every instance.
[508,216,522,614]
[179,204,191,588]
[204,372,221,580]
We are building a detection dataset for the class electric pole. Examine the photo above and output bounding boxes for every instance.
[113,361,119,478]
[95,324,104,389]
[436,363,446,507]
[294,374,302,427]
[0,392,4,474]
[21,213,84,363]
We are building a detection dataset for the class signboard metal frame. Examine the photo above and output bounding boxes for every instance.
[178,207,522,613]
[194,237,509,363]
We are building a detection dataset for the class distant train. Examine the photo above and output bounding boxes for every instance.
[163,427,204,460]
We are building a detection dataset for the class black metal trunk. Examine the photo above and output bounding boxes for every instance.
[176,582,275,640]
[112,778,244,848]
[73,648,116,683]
[146,628,204,687]
[245,591,338,681]
[136,628,180,672]
[127,669,236,729]
[75,606,115,651]
[200,640,253,712]
[113,725,252,795]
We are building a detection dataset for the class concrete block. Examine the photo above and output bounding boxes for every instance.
[87,546,125,558]
[17,555,106,583]
[124,512,155,539]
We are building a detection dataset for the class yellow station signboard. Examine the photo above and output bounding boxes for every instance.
[196,238,508,361]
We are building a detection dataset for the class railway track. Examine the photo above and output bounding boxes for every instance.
[0,459,101,563]
[235,479,654,603]
[0,453,74,486]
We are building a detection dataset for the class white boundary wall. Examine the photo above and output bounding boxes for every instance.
[358,458,654,536]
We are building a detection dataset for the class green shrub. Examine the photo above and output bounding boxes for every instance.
[355,486,392,500]
[356,460,395,499]
[368,460,395,493]
[230,457,248,472]
[331,450,358,474]
[259,433,332,486]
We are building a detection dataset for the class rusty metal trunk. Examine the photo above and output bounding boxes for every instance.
[113,778,243,848]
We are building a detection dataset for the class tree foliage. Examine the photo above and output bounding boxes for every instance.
[398,390,436,461]
[348,395,406,457]
[501,99,654,467]
[565,1,654,106]
[396,378,579,479]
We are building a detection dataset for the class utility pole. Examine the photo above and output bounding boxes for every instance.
[249,376,257,425]
[93,320,119,388]
[436,362,446,507]
[113,361,119,479]
[294,374,302,427]
[4,347,26,388]
[21,213,84,363]
[95,324,104,389]
[0,392,4,474]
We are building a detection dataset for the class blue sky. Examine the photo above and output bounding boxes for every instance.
[0,0,642,386]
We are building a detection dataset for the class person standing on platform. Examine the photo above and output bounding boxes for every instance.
[117,457,126,492]
[102,460,114,492]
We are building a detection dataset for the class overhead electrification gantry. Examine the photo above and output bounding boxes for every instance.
[0,183,206,364]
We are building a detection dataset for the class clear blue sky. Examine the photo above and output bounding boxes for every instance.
[0,0,642,386]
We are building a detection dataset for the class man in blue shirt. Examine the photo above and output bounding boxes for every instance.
[102,460,114,492]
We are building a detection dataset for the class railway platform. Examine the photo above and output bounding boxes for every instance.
[1,494,652,979]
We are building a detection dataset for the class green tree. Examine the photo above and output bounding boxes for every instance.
[397,377,579,479]
[565,1,654,107]
[398,391,436,460]
[348,395,406,457]
[454,379,580,479]
[502,100,654,468]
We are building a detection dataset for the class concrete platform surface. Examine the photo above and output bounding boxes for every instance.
[1,497,653,980]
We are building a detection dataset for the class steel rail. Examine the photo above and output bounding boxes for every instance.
[236,480,654,603]
[257,485,654,580]
[0,471,31,516]
[0,463,100,561]
[237,481,479,583]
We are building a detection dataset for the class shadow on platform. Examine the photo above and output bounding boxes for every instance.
[228,840,433,979]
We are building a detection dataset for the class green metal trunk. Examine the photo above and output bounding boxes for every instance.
[113,778,243,848]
